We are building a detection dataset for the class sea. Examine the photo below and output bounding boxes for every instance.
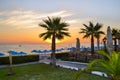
[0,43,74,56]
[0,42,98,56]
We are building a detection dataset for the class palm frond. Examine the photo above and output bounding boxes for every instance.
[97,50,111,60]
[58,32,71,37]
[61,28,68,31]
[83,33,90,38]
[42,33,52,40]
[39,16,70,41]
[94,31,105,38]
[83,24,88,28]
[79,28,88,34]
[56,34,64,40]
[60,22,69,28]
[39,32,52,40]
[43,18,53,29]
[94,23,103,31]
[89,21,94,28]
[53,17,61,25]
[39,23,49,29]
[39,32,47,38]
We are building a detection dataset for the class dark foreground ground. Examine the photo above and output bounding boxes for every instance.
[0,63,108,80]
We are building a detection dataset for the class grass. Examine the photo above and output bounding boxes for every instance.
[0,63,108,80]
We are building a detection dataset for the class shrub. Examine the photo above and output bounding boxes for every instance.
[55,52,69,60]
[0,55,39,65]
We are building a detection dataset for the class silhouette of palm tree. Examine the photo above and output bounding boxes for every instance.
[94,23,105,50]
[79,22,104,55]
[39,17,70,67]
[112,28,119,51]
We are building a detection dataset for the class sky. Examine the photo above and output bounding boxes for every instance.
[0,0,120,44]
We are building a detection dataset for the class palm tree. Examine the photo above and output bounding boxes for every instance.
[94,23,105,50]
[103,37,107,48]
[39,17,70,67]
[102,37,109,53]
[72,51,120,80]
[79,22,104,55]
[112,28,119,51]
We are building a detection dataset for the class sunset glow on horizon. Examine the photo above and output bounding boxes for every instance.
[0,0,120,44]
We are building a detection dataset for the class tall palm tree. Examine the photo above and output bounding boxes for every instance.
[102,37,109,53]
[79,22,104,55]
[94,23,105,50]
[39,17,70,67]
[112,28,119,51]
[103,37,107,47]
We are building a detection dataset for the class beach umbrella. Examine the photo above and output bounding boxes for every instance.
[31,50,42,54]
[8,50,18,55]
[100,46,104,49]
[94,46,98,50]
[80,46,84,51]
[42,50,48,53]
[87,47,91,51]
[56,49,62,52]
[60,48,64,51]
[40,50,50,55]
[48,50,51,53]
[31,50,38,53]
[80,47,84,51]
[67,48,70,50]
[18,51,26,55]
[69,47,76,52]
[76,38,80,52]
[8,50,27,55]
[0,53,4,56]
[37,50,42,53]
[106,26,113,55]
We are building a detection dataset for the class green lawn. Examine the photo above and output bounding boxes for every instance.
[0,63,108,80]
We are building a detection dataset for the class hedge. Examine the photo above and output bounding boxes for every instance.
[55,52,69,60]
[1,52,88,65]
[55,52,89,63]
[0,55,39,65]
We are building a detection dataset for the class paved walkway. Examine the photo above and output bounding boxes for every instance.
[0,61,39,68]
[41,59,87,70]
[0,59,87,70]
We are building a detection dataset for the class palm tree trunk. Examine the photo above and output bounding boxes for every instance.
[103,40,106,47]
[97,38,100,50]
[51,35,56,67]
[91,34,94,55]
[114,39,117,51]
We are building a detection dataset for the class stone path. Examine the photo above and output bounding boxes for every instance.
[0,61,39,68]
[41,59,87,70]
[0,59,87,70]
